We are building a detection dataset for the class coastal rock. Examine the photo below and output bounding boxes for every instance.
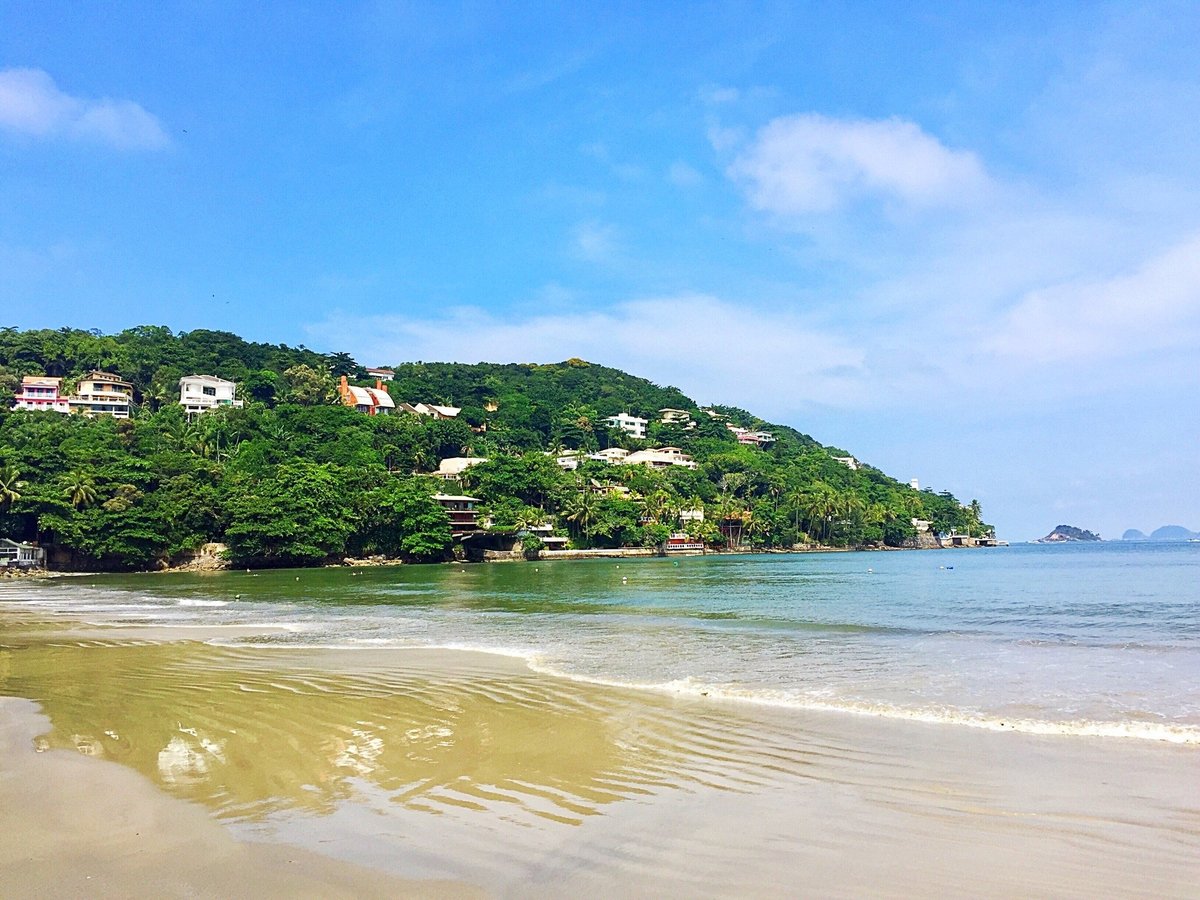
[1037,525,1102,543]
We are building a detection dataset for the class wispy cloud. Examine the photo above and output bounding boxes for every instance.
[667,160,704,188]
[984,231,1200,364]
[727,113,988,215]
[505,50,593,94]
[571,220,620,263]
[0,68,168,150]
[306,294,867,416]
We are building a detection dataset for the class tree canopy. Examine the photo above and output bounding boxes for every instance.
[0,326,991,569]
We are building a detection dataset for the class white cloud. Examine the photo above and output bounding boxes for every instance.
[306,294,868,416]
[727,113,988,214]
[667,160,704,187]
[699,85,740,105]
[0,68,168,150]
[985,232,1200,363]
[571,220,619,263]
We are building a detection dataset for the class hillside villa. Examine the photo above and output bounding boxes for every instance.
[605,412,647,439]
[659,408,693,426]
[728,424,775,447]
[68,371,133,419]
[12,376,70,414]
[623,447,698,470]
[366,367,394,382]
[396,401,461,420]
[338,376,395,416]
[432,494,482,536]
[179,375,243,417]
[434,457,487,480]
[591,447,630,463]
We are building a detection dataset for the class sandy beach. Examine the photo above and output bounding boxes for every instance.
[2,610,1198,898]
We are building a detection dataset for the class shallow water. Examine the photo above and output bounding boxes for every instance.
[2,542,1198,742]
[3,546,1200,896]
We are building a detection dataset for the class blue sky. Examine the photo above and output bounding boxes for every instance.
[2,1,1198,540]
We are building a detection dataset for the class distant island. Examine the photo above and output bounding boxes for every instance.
[1037,525,1102,543]
[1121,526,1200,541]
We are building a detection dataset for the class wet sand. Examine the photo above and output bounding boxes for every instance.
[0,696,476,899]
[1,619,1198,897]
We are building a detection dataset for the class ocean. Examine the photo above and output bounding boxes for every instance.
[4,541,1197,744]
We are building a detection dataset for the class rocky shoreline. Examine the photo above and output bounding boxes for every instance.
[4,536,1006,579]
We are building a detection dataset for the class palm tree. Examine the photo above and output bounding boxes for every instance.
[565,489,599,547]
[0,464,22,510]
[641,488,674,525]
[63,471,98,509]
[803,482,838,542]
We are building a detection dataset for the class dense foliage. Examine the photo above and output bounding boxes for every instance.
[0,326,991,569]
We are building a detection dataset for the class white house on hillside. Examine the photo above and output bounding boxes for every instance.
[434,457,487,480]
[179,375,243,417]
[589,447,630,463]
[623,447,698,470]
[397,402,461,420]
[605,412,647,439]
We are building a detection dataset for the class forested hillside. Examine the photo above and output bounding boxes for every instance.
[0,326,991,569]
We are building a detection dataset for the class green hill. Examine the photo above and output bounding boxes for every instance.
[0,326,991,569]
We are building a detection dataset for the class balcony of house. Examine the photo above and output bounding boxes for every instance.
[433,494,483,536]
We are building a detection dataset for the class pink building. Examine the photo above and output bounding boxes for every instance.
[12,376,70,414]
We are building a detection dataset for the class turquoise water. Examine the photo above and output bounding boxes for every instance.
[4,542,1198,742]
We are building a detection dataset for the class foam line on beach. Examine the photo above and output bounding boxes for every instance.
[517,658,1200,745]
[196,635,1200,745]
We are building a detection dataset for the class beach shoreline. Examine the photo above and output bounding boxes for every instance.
[2,612,1197,897]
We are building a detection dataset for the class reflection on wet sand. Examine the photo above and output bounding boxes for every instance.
[3,631,1199,896]
[0,640,807,827]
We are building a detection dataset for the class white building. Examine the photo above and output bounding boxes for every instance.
[433,457,487,480]
[553,450,586,470]
[679,507,705,522]
[12,376,70,414]
[623,447,698,470]
[398,402,461,420]
[659,408,693,426]
[0,538,45,568]
[179,375,243,417]
[366,367,394,382]
[69,371,132,419]
[588,447,630,463]
[832,456,859,471]
[604,412,648,440]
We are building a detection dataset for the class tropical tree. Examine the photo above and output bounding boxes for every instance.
[0,463,22,510]
[564,488,599,546]
[63,471,98,509]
